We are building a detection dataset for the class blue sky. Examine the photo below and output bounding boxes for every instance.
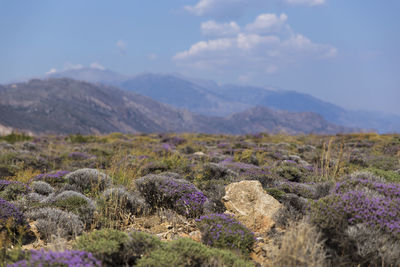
[0,0,399,115]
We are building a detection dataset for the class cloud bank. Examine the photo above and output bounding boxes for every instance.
[174,13,336,80]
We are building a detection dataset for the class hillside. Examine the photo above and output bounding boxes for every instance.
[0,78,350,135]
[47,69,400,133]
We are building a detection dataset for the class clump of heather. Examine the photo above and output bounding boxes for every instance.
[33,171,70,186]
[160,179,207,218]
[309,175,400,265]
[0,180,30,192]
[0,197,26,228]
[196,213,255,254]
[311,191,400,237]
[8,249,101,267]
[136,174,207,218]
[0,180,31,201]
[335,176,400,198]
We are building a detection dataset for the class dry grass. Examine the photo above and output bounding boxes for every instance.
[269,219,328,267]
[317,137,345,181]
[6,168,41,184]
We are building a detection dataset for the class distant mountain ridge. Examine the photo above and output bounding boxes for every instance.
[45,68,400,133]
[0,78,351,135]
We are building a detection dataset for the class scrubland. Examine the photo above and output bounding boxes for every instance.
[0,132,399,266]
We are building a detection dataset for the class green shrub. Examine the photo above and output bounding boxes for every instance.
[123,231,162,265]
[136,238,253,267]
[275,166,303,182]
[74,229,128,266]
[0,133,32,144]
[74,229,161,266]
[67,134,95,144]
[265,188,285,201]
[0,183,30,201]
[363,167,400,182]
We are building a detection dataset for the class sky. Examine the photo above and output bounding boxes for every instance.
[0,0,399,115]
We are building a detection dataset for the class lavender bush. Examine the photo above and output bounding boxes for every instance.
[27,208,83,240]
[135,174,207,218]
[309,175,400,265]
[196,213,255,254]
[0,197,26,228]
[0,180,31,201]
[33,171,70,186]
[8,249,101,267]
[30,181,54,195]
[65,168,111,194]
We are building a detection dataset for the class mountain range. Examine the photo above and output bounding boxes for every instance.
[0,78,351,135]
[44,68,400,133]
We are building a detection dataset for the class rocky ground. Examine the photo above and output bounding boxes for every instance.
[0,132,399,266]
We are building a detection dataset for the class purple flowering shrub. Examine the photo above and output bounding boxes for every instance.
[8,249,101,267]
[0,198,26,228]
[0,180,31,201]
[0,198,30,244]
[311,177,400,237]
[309,176,400,265]
[196,213,255,254]
[33,171,70,186]
[135,174,207,218]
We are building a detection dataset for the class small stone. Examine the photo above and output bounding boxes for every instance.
[193,151,206,157]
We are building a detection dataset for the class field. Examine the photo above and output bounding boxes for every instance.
[1,132,399,266]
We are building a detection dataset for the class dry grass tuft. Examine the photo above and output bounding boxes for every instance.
[269,219,328,267]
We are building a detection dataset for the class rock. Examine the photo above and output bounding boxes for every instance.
[193,151,206,157]
[222,180,283,234]
[188,230,202,242]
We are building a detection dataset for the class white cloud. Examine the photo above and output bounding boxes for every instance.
[201,20,240,37]
[245,13,288,34]
[90,62,105,70]
[45,68,57,75]
[173,13,336,80]
[185,0,324,18]
[116,40,127,53]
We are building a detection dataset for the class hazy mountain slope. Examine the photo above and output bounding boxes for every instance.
[45,68,399,133]
[0,78,351,135]
[226,106,351,134]
[0,78,217,134]
[198,83,400,133]
[119,73,250,116]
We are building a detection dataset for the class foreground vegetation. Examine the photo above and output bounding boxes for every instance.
[0,132,399,266]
